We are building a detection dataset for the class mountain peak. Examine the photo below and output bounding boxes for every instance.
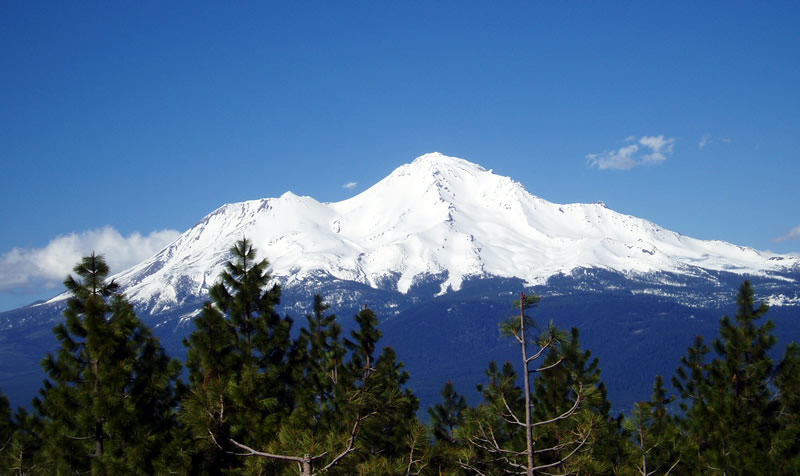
[103,153,799,313]
[408,152,487,173]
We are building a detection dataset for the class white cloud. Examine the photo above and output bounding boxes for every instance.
[342,182,357,190]
[586,145,640,170]
[774,226,800,243]
[699,134,711,150]
[639,135,675,164]
[587,135,675,170]
[0,227,181,291]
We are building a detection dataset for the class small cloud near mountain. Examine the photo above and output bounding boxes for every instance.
[775,225,800,243]
[587,135,675,170]
[0,227,180,291]
[342,182,357,190]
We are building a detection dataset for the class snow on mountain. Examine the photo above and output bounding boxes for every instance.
[50,152,799,313]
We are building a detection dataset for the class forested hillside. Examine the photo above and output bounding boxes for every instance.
[2,239,799,475]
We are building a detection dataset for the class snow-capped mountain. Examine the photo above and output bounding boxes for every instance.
[47,152,797,316]
[5,152,800,413]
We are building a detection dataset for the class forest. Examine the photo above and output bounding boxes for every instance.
[1,238,799,475]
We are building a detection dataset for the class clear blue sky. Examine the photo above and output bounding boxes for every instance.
[1,1,799,311]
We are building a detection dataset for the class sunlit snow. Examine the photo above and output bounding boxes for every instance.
[56,153,799,313]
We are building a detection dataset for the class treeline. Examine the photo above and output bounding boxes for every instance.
[1,238,799,475]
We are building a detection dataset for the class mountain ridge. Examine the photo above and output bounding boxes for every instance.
[2,152,799,412]
[37,152,799,316]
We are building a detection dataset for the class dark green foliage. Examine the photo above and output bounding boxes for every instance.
[773,341,800,473]
[429,381,467,443]
[456,360,525,474]
[457,294,607,476]
[181,238,292,473]
[342,307,420,461]
[672,280,800,473]
[283,294,347,432]
[34,253,181,474]
[531,327,623,473]
[0,393,47,475]
[623,376,682,475]
[0,391,11,459]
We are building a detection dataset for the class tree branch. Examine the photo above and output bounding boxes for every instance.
[228,439,315,464]
[525,336,553,363]
[530,357,564,374]
[531,427,591,471]
[530,389,582,428]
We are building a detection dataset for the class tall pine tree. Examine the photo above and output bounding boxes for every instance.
[35,253,181,474]
[457,293,598,475]
[181,238,292,474]
[672,280,800,473]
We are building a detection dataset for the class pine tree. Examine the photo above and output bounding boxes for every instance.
[283,294,347,432]
[457,293,597,475]
[0,406,48,475]
[181,237,292,474]
[672,280,798,473]
[530,327,621,474]
[623,376,682,475]
[228,303,419,475]
[429,381,467,444]
[35,253,181,474]
[773,342,800,472]
[0,390,12,469]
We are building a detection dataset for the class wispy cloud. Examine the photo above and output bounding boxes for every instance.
[342,182,357,190]
[0,227,181,291]
[587,135,676,170]
[699,134,711,150]
[774,226,800,243]
[698,134,731,150]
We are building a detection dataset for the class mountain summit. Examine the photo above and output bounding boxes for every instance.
[61,153,798,314]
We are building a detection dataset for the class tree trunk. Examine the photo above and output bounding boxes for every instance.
[521,292,534,476]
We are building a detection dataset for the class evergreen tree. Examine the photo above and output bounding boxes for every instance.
[181,237,292,474]
[622,376,682,475]
[35,253,181,474]
[344,306,419,462]
[0,390,12,469]
[773,341,800,473]
[457,360,525,474]
[428,381,467,444]
[530,327,622,474]
[672,280,800,473]
[0,406,48,475]
[228,303,419,475]
[282,294,347,432]
[457,293,598,476]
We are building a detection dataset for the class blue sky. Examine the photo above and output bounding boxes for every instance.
[1,1,799,311]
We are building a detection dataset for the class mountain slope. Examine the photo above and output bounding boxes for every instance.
[44,152,796,316]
